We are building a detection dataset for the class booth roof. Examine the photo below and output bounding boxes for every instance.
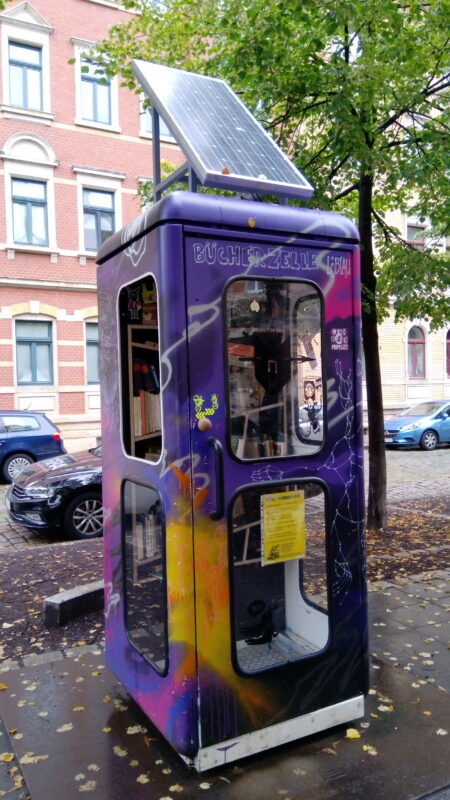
[96,190,359,265]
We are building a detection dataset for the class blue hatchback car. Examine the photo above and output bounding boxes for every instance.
[384,400,450,450]
[0,411,66,481]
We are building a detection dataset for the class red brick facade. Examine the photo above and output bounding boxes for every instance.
[0,0,183,446]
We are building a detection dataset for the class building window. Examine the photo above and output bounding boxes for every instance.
[407,223,426,250]
[16,320,53,385]
[9,42,42,110]
[447,331,450,378]
[81,59,111,125]
[83,189,114,251]
[408,325,425,378]
[86,322,100,383]
[142,105,174,140]
[12,178,48,246]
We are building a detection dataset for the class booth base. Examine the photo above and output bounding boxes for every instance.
[185,695,365,772]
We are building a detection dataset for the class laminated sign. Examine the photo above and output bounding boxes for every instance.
[261,490,306,565]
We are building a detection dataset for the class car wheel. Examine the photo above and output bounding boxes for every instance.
[2,452,34,483]
[420,430,438,451]
[64,491,103,540]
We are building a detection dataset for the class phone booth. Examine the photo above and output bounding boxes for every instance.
[97,62,367,771]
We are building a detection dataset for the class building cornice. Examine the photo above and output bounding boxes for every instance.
[0,277,96,292]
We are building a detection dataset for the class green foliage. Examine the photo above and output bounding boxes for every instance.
[92,0,450,328]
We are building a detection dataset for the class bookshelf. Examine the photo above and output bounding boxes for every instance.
[119,277,162,462]
[128,323,162,460]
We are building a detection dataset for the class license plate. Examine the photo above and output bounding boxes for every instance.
[384,437,393,443]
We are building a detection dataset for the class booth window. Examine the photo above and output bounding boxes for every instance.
[122,480,168,675]
[119,277,162,462]
[226,279,323,458]
[230,481,329,674]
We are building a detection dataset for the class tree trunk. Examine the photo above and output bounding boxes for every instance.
[358,170,387,530]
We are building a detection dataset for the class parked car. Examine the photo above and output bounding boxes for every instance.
[0,411,66,482]
[6,445,102,540]
[384,400,450,450]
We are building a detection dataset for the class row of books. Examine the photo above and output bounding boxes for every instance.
[132,358,160,394]
[133,390,161,437]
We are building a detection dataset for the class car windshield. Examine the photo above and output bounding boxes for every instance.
[401,402,443,417]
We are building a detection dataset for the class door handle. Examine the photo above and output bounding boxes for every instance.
[208,437,224,520]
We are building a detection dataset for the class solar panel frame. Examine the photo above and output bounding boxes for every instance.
[132,60,314,200]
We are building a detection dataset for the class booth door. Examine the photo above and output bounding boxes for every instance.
[186,235,338,739]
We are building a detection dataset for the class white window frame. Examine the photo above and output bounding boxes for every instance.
[2,133,57,252]
[74,167,125,256]
[0,5,53,122]
[72,40,120,132]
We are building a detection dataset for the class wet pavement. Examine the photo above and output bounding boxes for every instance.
[0,446,449,799]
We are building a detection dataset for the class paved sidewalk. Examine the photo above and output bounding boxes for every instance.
[0,569,450,800]
[0,446,448,799]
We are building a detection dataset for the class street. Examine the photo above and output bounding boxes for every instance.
[0,445,449,552]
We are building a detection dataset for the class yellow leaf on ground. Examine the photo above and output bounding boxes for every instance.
[0,753,15,763]
[345,728,361,739]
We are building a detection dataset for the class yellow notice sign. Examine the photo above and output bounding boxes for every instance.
[261,490,306,566]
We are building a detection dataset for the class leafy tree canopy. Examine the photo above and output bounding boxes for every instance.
[91,0,450,331]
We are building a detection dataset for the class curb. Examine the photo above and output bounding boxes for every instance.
[43,579,104,627]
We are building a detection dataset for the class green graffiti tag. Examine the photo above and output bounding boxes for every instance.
[193,393,219,419]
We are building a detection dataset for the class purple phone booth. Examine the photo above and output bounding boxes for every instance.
[96,62,367,771]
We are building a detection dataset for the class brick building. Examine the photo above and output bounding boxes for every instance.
[0,0,183,449]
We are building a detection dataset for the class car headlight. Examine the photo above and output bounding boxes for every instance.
[400,422,421,432]
[25,484,58,499]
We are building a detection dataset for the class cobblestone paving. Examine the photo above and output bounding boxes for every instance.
[0,446,449,551]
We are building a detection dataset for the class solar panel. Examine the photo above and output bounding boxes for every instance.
[132,60,314,200]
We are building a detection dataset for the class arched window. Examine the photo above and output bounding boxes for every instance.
[446,330,450,378]
[408,326,425,378]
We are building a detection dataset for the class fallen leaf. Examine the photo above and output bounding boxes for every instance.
[0,684,7,691]
[0,753,15,763]
[79,780,97,792]
[345,728,361,739]
[363,745,378,756]
[57,723,73,733]
[113,746,127,757]
[136,774,150,784]
[20,752,49,764]
[436,729,448,736]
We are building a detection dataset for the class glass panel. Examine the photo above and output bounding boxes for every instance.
[227,279,323,459]
[409,326,423,341]
[26,68,42,110]
[95,82,111,124]
[16,343,32,383]
[12,202,28,243]
[123,480,167,674]
[35,343,51,382]
[87,342,100,383]
[83,211,97,250]
[86,322,99,342]
[231,482,329,674]
[415,343,425,377]
[83,190,114,210]
[99,211,113,241]
[31,205,47,246]
[16,321,51,339]
[10,43,41,66]
[9,64,24,106]
[81,79,94,120]
[3,415,39,432]
[119,277,162,462]
[12,180,46,200]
